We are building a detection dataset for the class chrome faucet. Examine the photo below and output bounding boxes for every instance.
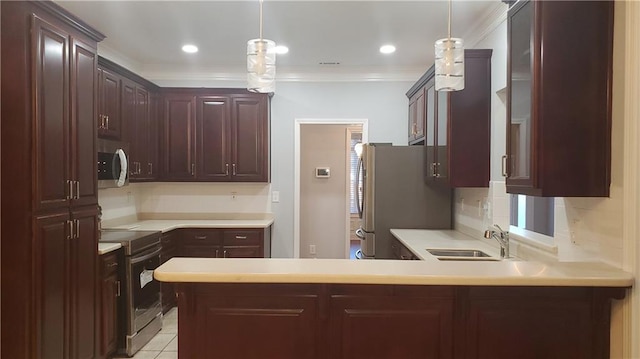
[484,224,510,259]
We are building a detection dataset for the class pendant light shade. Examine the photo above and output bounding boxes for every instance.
[247,39,276,93]
[435,0,464,92]
[247,0,276,93]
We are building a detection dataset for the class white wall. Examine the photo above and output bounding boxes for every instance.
[454,2,626,268]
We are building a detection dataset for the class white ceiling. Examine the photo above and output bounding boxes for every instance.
[55,0,505,81]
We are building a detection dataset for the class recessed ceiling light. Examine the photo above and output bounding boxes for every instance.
[274,45,289,55]
[182,44,198,53]
[380,45,396,54]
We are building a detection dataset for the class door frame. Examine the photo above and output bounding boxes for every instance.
[294,119,369,258]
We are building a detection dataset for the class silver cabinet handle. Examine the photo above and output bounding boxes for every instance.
[215,249,219,258]
[105,115,109,129]
[148,162,153,175]
[223,250,227,258]
[435,163,441,178]
[194,235,207,240]
[191,163,195,176]
[235,235,247,240]
[138,162,142,175]
[232,164,236,176]
[501,155,508,177]
[431,163,437,178]
[67,220,73,240]
[67,180,73,200]
[99,115,103,129]
[75,181,79,200]
[75,219,80,239]
[225,163,229,176]
[106,262,118,268]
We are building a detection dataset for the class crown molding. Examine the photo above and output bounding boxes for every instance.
[463,1,508,49]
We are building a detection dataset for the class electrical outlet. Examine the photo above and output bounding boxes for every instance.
[231,191,238,199]
[309,245,316,255]
[272,191,280,203]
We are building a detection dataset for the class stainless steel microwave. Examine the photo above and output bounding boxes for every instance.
[98,139,129,189]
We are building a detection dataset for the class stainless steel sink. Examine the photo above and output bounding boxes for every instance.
[426,249,492,258]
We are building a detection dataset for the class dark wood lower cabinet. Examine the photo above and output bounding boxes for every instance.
[173,283,625,359]
[98,250,121,359]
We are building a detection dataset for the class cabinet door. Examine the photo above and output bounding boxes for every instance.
[34,210,71,359]
[197,96,231,181]
[188,285,319,359]
[424,81,437,181]
[70,37,98,207]
[162,94,197,180]
[33,16,71,211]
[98,68,121,139]
[121,80,136,178]
[327,286,454,359]
[98,253,121,358]
[70,206,98,359]
[230,95,269,182]
[183,245,220,258]
[435,91,449,183]
[135,87,152,179]
[506,0,534,189]
[223,246,262,258]
[408,89,425,144]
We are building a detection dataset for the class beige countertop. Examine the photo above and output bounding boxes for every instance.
[155,226,633,287]
[103,219,274,233]
[98,242,122,255]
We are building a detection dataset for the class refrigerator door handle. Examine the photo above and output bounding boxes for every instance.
[355,157,363,219]
[355,228,365,239]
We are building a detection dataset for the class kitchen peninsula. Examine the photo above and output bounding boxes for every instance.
[156,246,632,359]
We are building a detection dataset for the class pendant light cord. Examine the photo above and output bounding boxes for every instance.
[448,0,451,40]
[259,0,264,41]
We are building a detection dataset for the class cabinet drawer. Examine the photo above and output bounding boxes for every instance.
[100,252,119,275]
[223,230,262,245]
[182,229,223,245]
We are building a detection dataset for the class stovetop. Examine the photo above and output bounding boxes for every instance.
[100,230,161,256]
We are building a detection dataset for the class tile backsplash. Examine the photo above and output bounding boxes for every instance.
[99,182,272,226]
[453,181,624,267]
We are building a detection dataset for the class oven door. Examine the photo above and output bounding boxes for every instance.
[126,245,162,334]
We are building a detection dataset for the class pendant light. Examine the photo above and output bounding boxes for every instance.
[247,0,276,93]
[434,0,464,91]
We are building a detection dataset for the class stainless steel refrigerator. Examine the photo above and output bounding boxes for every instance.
[355,143,452,259]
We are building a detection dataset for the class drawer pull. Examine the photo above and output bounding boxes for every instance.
[107,262,118,268]
[194,235,207,240]
[235,235,247,240]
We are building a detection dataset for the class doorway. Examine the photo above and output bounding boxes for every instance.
[294,119,368,259]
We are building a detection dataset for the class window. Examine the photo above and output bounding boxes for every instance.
[349,132,362,214]
[510,195,554,237]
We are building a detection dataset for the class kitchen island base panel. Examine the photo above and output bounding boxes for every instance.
[174,283,624,359]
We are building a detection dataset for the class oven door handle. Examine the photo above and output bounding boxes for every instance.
[130,247,162,265]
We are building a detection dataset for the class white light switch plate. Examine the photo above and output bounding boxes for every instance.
[272,191,280,203]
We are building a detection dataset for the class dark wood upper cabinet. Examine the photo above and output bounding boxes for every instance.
[506,0,614,197]
[231,95,269,182]
[1,2,104,358]
[160,89,270,182]
[408,88,426,144]
[97,67,122,139]
[162,94,198,180]
[197,96,232,180]
[98,57,160,182]
[412,49,492,188]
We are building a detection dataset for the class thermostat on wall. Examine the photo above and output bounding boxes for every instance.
[315,167,330,178]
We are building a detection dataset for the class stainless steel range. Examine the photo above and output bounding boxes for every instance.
[100,230,163,357]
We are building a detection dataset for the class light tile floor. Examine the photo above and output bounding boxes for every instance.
[119,308,178,359]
